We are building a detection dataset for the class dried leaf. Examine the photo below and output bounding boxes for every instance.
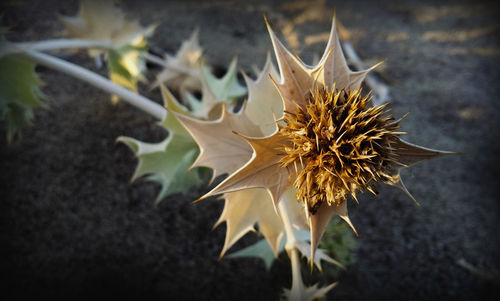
[386,137,459,205]
[281,188,309,231]
[200,132,291,212]
[215,188,284,257]
[154,28,203,103]
[242,52,283,136]
[226,215,344,272]
[265,17,310,112]
[393,137,458,167]
[174,105,261,182]
[265,15,379,115]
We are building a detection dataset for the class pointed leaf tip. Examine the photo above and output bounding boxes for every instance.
[309,200,358,265]
[393,137,459,167]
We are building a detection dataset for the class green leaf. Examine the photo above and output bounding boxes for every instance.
[227,237,285,271]
[107,39,148,94]
[318,217,358,268]
[225,230,305,271]
[201,56,247,102]
[0,54,46,142]
[116,85,202,205]
[226,227,346,272]
[117,130,200,206]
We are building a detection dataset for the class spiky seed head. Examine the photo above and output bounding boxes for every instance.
[279,87,404,214]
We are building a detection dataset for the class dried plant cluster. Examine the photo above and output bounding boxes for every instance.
[173,14,454,299]
[279,87,403,215]
[190,16,454,263]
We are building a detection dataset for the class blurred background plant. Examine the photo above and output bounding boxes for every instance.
[319,218,358,277]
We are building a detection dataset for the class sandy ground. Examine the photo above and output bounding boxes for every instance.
[1,0,499,300]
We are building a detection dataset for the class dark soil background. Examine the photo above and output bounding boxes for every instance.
[1,0,500,300]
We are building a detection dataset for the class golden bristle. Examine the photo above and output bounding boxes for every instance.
[279,87,403,214]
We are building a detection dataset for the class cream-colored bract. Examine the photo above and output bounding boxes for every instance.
[215,188,284,258]
[242,53,283,136]
[174,103,261,183]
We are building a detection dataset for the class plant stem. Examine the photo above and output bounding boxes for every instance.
[278,200,299,250]
[142,52,199,77]
[278,200,304,300]
[13,39,113,52]
[288,247,304,300]
[22,50,166,120]
[9,39,198,90]
[142,52,166,66]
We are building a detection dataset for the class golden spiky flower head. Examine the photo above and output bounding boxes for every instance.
[177,14,454,261]
[279,87,403,215]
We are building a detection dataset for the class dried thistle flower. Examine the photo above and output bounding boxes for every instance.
[279,87,404,215]
[175,14,455,264]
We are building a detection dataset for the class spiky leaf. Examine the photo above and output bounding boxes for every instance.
[281,282,337,301]
[214,188,284,258]
[154,28,203,104]
[227,237,284,271]
[201,56,247,102]
[183,57,247,118]
[117,131,199,206]
[227,225,345,272]
[108,40,148,99]
[117,85,202,205]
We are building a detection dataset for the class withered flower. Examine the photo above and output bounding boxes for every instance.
[280,87,405,216]
[174,16,454,261]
